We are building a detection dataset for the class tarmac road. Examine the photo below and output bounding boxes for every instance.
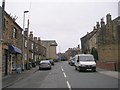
[7,61,119,89]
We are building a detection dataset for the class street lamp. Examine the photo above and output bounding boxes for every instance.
[22,10,29,71]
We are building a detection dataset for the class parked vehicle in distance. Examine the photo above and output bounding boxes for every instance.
[74,54,96,72]
[68,58,75,66]
[49,60,54,65]
[39,60,51,70]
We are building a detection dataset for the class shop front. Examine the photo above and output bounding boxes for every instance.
[8,44,22,74]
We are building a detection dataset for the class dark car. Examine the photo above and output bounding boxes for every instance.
[39,60,51,70]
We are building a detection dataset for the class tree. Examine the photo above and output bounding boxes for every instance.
[91,47,98,60]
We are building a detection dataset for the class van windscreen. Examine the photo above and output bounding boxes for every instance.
[80,56,94,61]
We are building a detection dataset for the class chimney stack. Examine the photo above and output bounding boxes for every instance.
[38,37,41,44]
[106,13,112,24]
[93,26,97,31]
[34,37,37,42]
[24,28,28,36]
[96,22,100,29]
[29,31,33,40]
[100,18,105,27]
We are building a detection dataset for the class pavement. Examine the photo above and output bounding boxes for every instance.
[2,66,39,88]
[98,68,120,79]
[2,66,120,89]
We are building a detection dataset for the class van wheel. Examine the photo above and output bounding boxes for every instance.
[92,68,96,72]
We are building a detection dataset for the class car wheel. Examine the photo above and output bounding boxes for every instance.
[78,68,81,72]
[75,66,77,70]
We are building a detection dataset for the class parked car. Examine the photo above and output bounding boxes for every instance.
[68,59,75,66]
[74,54,96,72]
[49,60,54,65]
[70,59,75,66]
[39,60,51,70]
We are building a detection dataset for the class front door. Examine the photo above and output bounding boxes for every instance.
[12,55,16,71]
[4,53,8,76]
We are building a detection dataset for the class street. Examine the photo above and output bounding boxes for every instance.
[7,61,119,89]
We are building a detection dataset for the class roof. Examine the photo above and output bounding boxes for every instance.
[41,40,57,46]
[0,6,23,31]
[40,60,50,63]
[81,30,98,41]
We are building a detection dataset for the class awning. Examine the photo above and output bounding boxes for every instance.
[9,45,22,54]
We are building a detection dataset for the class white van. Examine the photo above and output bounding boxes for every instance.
[74,54,96,72]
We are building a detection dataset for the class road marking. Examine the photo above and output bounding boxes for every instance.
[61,66,64,72]
[66,81,71,90]
[63,72,67,78]
[61,66,71,90]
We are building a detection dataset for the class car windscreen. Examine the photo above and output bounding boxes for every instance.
[80,56,94,61]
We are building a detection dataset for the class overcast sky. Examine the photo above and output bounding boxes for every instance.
[0,0,119,53]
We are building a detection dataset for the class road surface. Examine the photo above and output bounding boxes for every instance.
[8,61,119,89]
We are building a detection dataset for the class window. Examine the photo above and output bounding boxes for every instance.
[12,27,17,38]
[35,55,36,62]
[36,46,38,51]
[24,53,27,60]
[3,19,6,32]
[25,40,27,47]
[39,56,41,60]
[94,38,96,44]
[31,43,34,49]
[32,53,33,59]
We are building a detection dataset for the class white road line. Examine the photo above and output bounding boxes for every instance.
[63,72,67,78]
[61,66,71,90]
[61,66,64,72]
[66,81,72,90]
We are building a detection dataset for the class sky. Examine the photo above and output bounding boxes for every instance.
[0,0,119,53]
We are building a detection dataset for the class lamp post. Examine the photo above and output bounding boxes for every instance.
[22,10,29,71]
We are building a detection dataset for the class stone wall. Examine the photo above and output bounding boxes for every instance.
[98,44,118,62]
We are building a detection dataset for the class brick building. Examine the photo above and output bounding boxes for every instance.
[1,7,47,77]
[41,40,57,60]
[1,7,23,76]
[97,14,119,62]
[23,30,47,70]
[80,13,120,71]
[65,45,81,60]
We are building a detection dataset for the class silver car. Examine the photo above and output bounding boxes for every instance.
[39,60,51,70]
